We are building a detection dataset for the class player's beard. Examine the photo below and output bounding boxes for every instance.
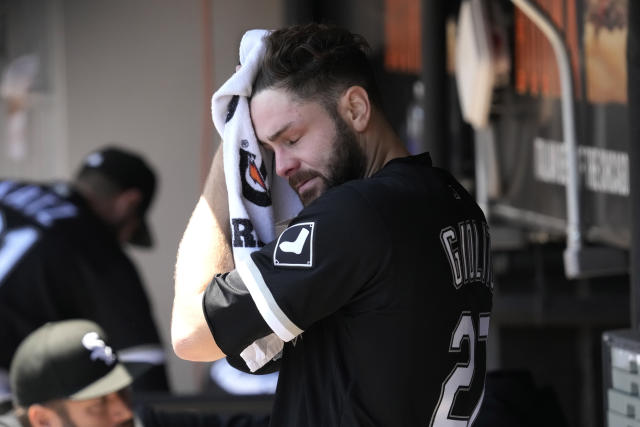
[290,113,366,206]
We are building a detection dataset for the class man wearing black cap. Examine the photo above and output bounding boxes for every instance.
[0,145,168,397]
[0,319,136,427]
[0,319,270,427]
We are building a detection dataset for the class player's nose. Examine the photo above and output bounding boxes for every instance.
[274,149,299,178]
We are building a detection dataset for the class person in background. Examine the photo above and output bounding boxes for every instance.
[0,146,168,397]
[0,319,270,427]
[0,319,137,427]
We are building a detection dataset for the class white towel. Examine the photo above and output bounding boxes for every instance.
[211,29,302,372]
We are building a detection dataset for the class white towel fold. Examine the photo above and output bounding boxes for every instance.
[211,29,302,372]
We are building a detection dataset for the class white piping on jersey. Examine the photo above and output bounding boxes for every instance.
[117,344,165,365]
[237,256,303,341]
[470,315,490,425]
[469,387,485,425]
[478,314,490,341]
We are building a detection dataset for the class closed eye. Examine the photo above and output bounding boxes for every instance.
[258,141,274,152]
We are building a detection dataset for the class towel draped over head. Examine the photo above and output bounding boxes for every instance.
[210,29,302,372]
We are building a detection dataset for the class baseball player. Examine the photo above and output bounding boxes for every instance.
[172,24,493,426]
[0,146,168,395]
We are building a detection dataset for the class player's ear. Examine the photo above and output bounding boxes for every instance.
[28,404,59,426]
[114,188,142,218]
[337,86,371,133]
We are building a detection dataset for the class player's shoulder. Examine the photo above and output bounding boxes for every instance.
[0,180,82,230]
[297,153,479,223]
[289,180,385,244]
[355,154,485,224]
[372,154,480,207]
[296,186,392,249]
[335,153,436,207]
[295,154,431,224]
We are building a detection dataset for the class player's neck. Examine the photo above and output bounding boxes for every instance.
[361,114,409,178]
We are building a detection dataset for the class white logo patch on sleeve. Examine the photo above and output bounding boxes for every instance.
[273,222,314,268]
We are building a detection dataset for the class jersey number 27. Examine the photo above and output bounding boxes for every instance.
[429,311,490,427]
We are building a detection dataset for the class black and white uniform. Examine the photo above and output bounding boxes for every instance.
[204,154,493,426]
[0,181,167,391]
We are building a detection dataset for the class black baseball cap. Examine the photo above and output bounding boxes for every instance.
[77,145,157,247]
[10,319,133,407]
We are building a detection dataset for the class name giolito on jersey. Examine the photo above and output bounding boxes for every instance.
[439,220,493,290]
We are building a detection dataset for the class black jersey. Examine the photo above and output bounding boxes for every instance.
[0,180,167,390]
[203,154,493,426]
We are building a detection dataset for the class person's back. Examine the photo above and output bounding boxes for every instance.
[0,146,168,393]
[1,180,81,366]
[247,153,493,425]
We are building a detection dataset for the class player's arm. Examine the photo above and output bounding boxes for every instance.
[172,145,234,362]
[201,186,388,360]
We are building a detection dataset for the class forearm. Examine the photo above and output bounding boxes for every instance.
[172,145,233,361]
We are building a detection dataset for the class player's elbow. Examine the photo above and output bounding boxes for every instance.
[171,318,225,362]
[170,322,190,359]
[171,318,199,360]
[171,334,201,361]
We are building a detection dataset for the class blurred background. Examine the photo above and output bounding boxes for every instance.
[1,0,635,426]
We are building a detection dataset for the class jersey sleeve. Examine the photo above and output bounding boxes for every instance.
[202,270,275,357]
[203,185,389,354]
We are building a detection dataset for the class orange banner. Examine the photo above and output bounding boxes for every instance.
[384,0,421,73]
[514,0,582,98]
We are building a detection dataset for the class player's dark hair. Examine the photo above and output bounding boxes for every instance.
[253,23,382,115]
